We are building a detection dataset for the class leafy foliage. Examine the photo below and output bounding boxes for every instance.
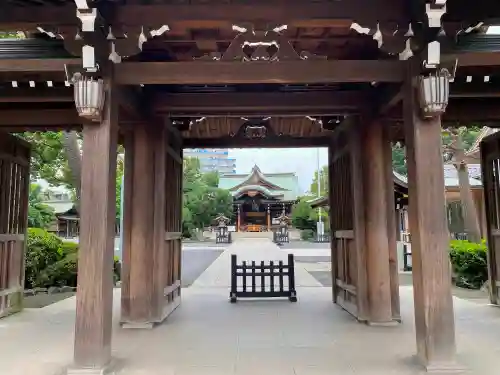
[291,198,317,230]
[309,165,329,196]
[25,228,63,288]
[300,229,315,241]
[182,157,233,234]
[25,228,121,289]
[449,239,488,289]
[28,184,56,229]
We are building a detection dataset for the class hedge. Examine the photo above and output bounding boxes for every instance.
[449,239,488,289]
[25,228,121,289]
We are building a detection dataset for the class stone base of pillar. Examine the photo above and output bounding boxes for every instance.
[366,320,400,327]
[412,356,464,374]
[67,359,119,375]
[121,321,155,329]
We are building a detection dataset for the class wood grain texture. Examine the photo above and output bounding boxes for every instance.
[383,122,401,321]
[362,120,393,324]
[73,76,118,369]
[403,71,457,370]
[349,123,369,322]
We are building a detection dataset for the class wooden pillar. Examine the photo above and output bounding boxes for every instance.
[72,78,118,373]
[403,72,457,371]
[383,125,401,322]
[362,120,394,325]
[121,124,171,328]
[267,205,271,231]
[237,205,241,232]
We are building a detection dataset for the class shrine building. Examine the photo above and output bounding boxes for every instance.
[218,165,299,232]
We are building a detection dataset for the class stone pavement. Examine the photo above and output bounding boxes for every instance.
[1,239,500,375]
[191,238,322,288]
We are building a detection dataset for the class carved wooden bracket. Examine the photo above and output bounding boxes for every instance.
[233,118,276,139]
[195,25,326,62]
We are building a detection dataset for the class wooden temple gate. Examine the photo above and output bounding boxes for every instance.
[0,133,29,318]
[0,0,498,374]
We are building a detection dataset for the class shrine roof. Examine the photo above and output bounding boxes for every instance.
[219,165,300,201]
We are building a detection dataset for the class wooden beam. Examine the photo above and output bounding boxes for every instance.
[376,85,403,115]
[386,99,500,123]
[444,51,500,67]
[0,58,79,73]
[0,109,81,128]
[182,135,330,148]
[0,87,72,102]
[153,91,365,116]
[115,60,405,85]
[0,2,409,30]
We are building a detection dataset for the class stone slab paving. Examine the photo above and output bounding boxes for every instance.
[191,238,322,288]
[2,287,500,375]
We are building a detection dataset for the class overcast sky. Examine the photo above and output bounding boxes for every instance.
[229,147,328,194]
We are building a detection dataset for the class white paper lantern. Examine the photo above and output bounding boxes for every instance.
[417,69,450,118]
[74,76,105,122]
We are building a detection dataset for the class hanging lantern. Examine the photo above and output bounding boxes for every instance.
[417,68,450,118]
[73,75,105,122]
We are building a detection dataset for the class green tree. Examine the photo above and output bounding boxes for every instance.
[182,157,232,231]
[202,171,219,187]
[443,126,482,242]
[392,143,407,175]
[291,198,317,230]
[309,165,329,197]
[28,184,56,229]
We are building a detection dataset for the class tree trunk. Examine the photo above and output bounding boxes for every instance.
[455,162,481,243]
[62,131,82,213]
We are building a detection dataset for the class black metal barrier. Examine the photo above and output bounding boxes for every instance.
[314,234,330,243]
[230,254,297,302]
[216,231,232,244]
[273,230,289,244]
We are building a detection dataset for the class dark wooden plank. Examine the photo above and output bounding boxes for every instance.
[115,61,405,85]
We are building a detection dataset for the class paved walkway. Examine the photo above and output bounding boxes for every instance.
[191,238,322,288]
[1,239,500,375]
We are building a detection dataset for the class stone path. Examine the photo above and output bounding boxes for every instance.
[1,238,500,375]
[191,238,322,288]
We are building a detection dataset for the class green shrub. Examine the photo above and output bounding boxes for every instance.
[59,241,79,257]
[300,229,315,241]
[114,256,121,284]
[449,239,488,289]
[25,228,63,288]
[26,229,121,288]
[36,252,78,288]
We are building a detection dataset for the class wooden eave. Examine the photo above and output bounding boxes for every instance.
[0,33,499,134]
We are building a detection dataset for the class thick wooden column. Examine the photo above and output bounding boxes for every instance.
[362,120,394,325]
[122,125,156,327]
[403,74,457,371]
[121,124,180,328]
[72,78,118,373]
[383,125,401,322]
